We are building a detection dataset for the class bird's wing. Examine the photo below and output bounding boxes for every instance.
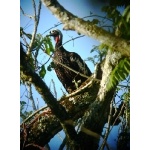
[69,52,92,76]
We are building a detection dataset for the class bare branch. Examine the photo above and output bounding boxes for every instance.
[60,35,85,48]
[53,58,92,80]
[26,82,37,111]
[51,79,57,99]
[27,1,42,55]
[82,14,113,22]
[42,22,63,35]
[32,0,37,16]
[100,99,113,150]
[20,6,33,19]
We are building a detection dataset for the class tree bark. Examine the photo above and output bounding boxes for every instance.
[20,1,130,149]
[76,50,122,149]
[20,43,101,149]
[41,0,130,57]
[20,44,123,149]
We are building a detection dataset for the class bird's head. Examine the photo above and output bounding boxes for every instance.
[49,29,63,45]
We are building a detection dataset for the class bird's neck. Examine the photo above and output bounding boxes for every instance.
[55,42,63,49]
[54,35,63,49]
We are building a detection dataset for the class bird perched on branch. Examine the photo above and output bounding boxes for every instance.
[49,29,92,93]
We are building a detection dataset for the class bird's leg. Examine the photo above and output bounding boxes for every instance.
[72,79,81,90]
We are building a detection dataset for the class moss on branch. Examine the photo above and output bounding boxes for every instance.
[41,0,130,57]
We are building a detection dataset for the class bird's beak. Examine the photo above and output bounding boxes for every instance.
[46,34,51,37]
[49,32,53,36]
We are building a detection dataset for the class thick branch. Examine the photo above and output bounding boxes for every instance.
[20,42,102,149]
[75,50,122,149]
[20,78,99,148]
[20,44,81,149]
[41,0,130,57]
[20,72,100,149]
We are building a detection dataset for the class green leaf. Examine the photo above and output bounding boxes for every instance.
[106,58,130,90]
[50,62,55,68]
[122,6,130,18]
[47,65,52,71]
[98,43,109,51]
[20,101,27,112]
[39,65,46,78]
[43,36,54,55]
[20,101,26,105]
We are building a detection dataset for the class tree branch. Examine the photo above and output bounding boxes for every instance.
[21,1,130,149]
[20,42,103,149]
[41,0,130,57]
[26,82,37,111]
[27,1,42,55]
[74,50,122,149]
[20,6,33,19]
[20,44,82,149]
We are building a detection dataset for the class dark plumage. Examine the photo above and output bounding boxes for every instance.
[49,29,92,93]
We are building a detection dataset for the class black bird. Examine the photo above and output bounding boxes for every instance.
[49,29,92,93]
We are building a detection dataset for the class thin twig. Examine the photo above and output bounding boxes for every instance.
[21,34,29,48]
[53,58,92,80]
[117,84,130,88]
[24,84,30,112]
[41,14,112,36]
[42,22,63,35]
[34,53,53,72]
[20,88,27,98]
[99,99,114,150]
[27,83,37,111]
[27,0,42,55]
[20,6,33,19]
[82,15,113,22]
[59,35,85,48]
[36,98,39,110]
[41,34,101,82]
[109,103,125,134]
[52,55,101,83]
[51,79,57,99]
[32,0,36,16]
[20,105,48,125]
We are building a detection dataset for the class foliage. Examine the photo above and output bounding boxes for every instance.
[107,57,130,90]
[20,1,130,149]
[39,65,46,78]
[20,28,54,79]
[102,4,130,39]
[96,6,130,144]
[20,101,33,121]
[115,79,130,149]
[86,44,108,65]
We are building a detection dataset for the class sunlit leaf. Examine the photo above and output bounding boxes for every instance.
[47,65,52,71]
[39,65,46,78]
[107,58,130,90]
[43,36,54,55]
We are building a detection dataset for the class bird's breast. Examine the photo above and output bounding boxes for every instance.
[53,50,69,66]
